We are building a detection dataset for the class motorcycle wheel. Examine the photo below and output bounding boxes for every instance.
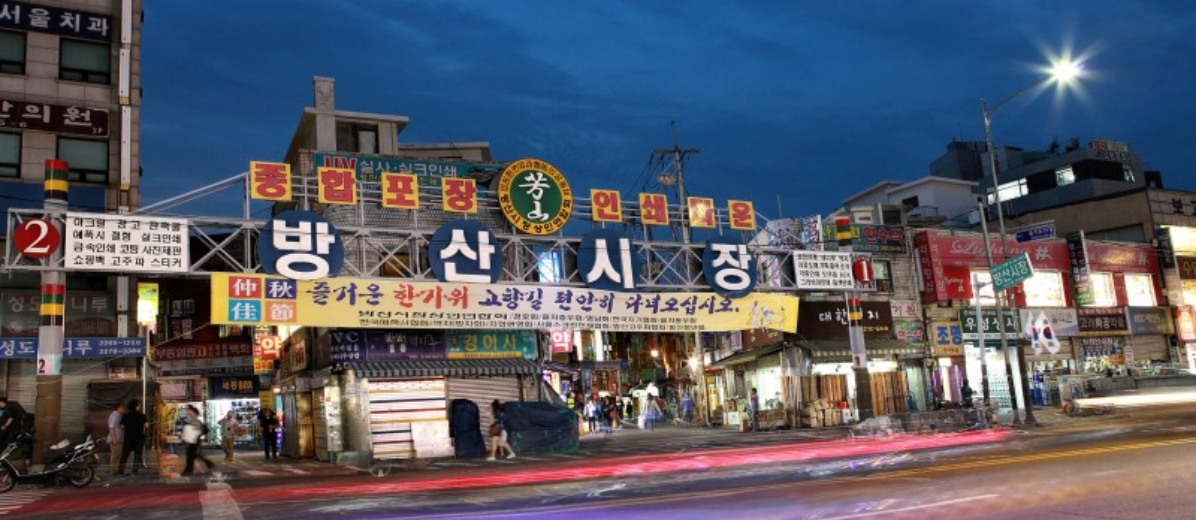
[0,469,14,493]
[64,464,94,488]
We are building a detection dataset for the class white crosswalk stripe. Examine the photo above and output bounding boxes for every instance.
[0,490,51,515]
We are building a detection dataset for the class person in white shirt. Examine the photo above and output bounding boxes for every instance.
[107,403,125,475]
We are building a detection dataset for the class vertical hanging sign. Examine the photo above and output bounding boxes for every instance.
[1066,231,1094,306]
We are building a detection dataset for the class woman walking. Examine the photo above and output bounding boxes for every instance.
[584,397,600,435]
[487,400,515,461]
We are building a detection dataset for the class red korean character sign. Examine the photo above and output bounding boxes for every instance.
[590,189,623,223]
[442,177,478,213]
[728,200,755,231]
[687,197,715,228]
[639,193,669,226]
[250,161,292,201]
[317,167,357,205]
[382,173,420,210]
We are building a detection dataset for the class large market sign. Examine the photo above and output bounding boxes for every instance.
[210,273,799,334]
[497,158,573,236]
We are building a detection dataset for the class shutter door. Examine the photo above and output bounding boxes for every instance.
[61,359,110,443]
[446,377,521,443]
[6,360,37,405]
[367,378,446,460]
[312,388,328,460]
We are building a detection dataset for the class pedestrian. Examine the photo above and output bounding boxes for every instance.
[107,402,125,475]
[681,393,695,425]
[218,411,238,462]
[624,395,633,419]
[642,394,662,431]
[748,388,760,432]
[118,400,148,474]
[584,397,599,435]
[961,379,975,408]
[487,400,515,461]
[180,405,215,477]
[0,397,28,454]
[258,408,280,460]
[600,397,614,434]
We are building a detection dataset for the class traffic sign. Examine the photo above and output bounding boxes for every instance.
[991,253,1034,293]
[13,219,59,259]
[1014,221,1055,243]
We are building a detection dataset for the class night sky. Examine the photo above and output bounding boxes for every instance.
[141,1,1196,222]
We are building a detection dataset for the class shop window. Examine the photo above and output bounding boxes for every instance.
[1055,166,1075,187]
[60,39,111,84]
[1090,272,1117,307]
[1024,271,1066,307]
[874,260,893,293]
[57,137,108,183]
[0,132,19,178]
[1125,273,1155,307]
[0,30,25,74]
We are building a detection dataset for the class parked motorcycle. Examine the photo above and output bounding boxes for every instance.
[0,433,101,492]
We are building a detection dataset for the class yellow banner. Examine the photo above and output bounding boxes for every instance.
[211,273,798,333]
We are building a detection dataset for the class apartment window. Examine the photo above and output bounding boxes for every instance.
[0,30,25,74]
[1055,166,1075,187]
[0,132,18,178]
[59,38,110,84]
[57,137,108,183]
[335,122,378,154]
[874,260,893,293]
[1125,274,1155,307]
[1090,272,1117,307]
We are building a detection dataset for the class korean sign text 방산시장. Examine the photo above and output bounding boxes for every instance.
[211,274,799,334]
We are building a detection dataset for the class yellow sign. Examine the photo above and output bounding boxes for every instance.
[136,282,159,327]
[496,158,573,235]
[212,273,798,333]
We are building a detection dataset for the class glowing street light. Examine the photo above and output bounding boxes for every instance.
[980,59,1084,428]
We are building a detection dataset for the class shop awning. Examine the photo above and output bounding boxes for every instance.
[800,339,926,364]
[710,343,785,368]
[350,358,542,379]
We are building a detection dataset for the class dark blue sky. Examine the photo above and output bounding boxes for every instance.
[141,1,1196,221]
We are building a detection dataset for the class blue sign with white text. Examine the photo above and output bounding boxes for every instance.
[0,337,147,359]
[702,235,757,298]
[1015,223,1056,243]
[259,210,345,280]
[578,229,638,291]
[429,220,503,284]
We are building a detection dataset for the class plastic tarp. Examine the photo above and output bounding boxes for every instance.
[502,402,578,454]
[448,399,487,459]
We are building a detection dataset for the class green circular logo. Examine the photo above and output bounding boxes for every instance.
[497,158,573,235]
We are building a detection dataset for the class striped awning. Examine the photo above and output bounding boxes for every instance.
[800,339,927,363]
[349,358,542,379]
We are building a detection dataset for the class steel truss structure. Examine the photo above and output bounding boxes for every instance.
[4,173,809,292]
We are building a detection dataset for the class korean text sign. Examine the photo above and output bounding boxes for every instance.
[211,274,799,334]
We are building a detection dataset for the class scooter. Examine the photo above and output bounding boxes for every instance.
[0,432,101,492]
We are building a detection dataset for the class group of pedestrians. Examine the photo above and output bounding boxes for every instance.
[106,399,149,474]
[583,395,623,434]
[107,402,281,477]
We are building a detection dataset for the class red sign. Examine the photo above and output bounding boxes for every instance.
[13,219,60,259]
[152,342,252,362]
[1084,242,1158,273]
[852,258,874,283]
[254,335,281,361]
[916,230,1069,303]
[549,329,573,354]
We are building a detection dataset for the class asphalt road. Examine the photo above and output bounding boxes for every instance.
[8,404,1196,520]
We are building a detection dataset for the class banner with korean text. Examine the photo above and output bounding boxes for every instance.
[210,274,799,333]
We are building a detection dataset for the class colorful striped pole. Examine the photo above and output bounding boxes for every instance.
[35,159,68,464]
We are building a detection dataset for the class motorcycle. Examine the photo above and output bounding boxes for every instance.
[0,432,101,492]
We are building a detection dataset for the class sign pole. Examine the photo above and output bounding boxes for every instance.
[838,217,872,421]
[34,159,69,465]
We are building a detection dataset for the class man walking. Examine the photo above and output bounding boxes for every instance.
[181,405,214,477]
[107,402,125,475]
[118,400,148,474]
[258,409,279,460]
[218,411,238,462]
[748,388,761,432]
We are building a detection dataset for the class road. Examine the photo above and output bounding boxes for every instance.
[7,404,1196,519]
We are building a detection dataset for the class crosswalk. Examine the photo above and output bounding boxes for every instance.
[0,490,51,515]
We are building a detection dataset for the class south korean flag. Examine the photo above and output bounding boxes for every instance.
[1028,312,1061,355]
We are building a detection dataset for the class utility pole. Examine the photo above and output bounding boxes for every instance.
[650,122,708,425]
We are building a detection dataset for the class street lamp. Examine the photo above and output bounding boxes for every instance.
[980,60,1083,428]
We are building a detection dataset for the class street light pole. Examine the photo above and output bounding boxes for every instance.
[977,62,1081,427]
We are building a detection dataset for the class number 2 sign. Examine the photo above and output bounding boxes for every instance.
[14,219,60,259]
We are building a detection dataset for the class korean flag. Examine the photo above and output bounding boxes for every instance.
[1036,312,1061,355]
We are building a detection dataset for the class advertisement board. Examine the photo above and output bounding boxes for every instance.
[64,213,189,273]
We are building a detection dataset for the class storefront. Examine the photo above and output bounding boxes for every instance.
[1077,307,1131,373]
[1018,307,1079,405]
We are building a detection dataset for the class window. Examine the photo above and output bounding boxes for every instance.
[900,196,920,209]
[1090,272,1117,307]
[57,137,108,183]
[0,132,18,178]
[1055,166,1075,187]
[1123,164,1136,183]
[335,122,378,154]
[987,178,1028,204]
[59,39,110,84]
[1125,274,1155,307]
[874,260,893,293]
[1023,271,1065,307]
[0,30,25,74]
